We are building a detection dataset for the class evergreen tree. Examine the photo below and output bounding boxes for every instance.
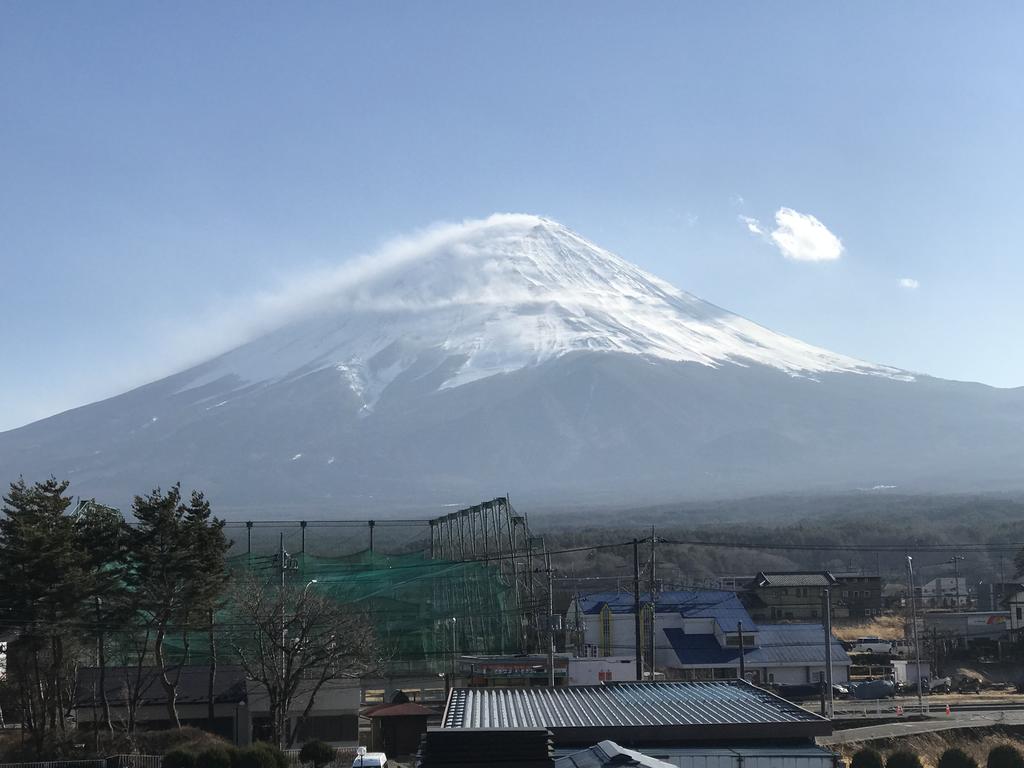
[127,485,230,729]
[0,478,85,752]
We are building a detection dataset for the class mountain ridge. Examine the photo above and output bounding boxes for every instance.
[1,214,1020,512]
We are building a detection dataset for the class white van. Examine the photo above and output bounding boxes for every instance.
[849,636,893,654]
[352,750,387,768]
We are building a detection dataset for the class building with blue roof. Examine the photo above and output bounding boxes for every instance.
[567,590,850,688]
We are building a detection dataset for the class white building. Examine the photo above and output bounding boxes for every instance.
[920,577,969,608]
[566,590,850,687]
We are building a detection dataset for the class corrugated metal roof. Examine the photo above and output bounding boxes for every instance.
[663,625,851,667]
[443,680,825,730]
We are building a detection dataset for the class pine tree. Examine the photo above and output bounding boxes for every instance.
[127,485,229,729]
[0,478,84,751]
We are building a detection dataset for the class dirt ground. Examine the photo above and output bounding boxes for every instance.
[834,726,1024,768]
[833,615,907,642]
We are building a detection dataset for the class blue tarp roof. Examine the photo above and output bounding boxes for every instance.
[578,590,755,633]
[663,624,851,668]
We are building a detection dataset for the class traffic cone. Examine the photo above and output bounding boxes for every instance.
[946,704,951,716]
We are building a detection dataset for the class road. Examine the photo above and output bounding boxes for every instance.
[822,705,1024,745]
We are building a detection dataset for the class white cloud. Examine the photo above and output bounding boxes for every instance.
[898,277,920,290]
[741,207,844,262]
[739,215,764,235]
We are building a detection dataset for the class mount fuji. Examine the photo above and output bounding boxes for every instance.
[2,214,1022,513]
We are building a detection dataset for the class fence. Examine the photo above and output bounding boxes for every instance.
[0,756,161,768]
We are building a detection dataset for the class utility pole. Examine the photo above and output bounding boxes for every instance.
[633,539,642,681]
[823,588,834,719]
[737,621,745,680]
[951,555,965,611]
[907,555,924,712]
[278,532,286,747]
[547,549,555,687]
[649,527,657,681]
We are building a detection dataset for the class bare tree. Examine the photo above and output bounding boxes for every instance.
[226,575,378,748]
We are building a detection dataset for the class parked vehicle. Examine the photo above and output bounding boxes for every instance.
[352,750,388,768]
[957,676,982,694]
[927,676,952,694]
[849,637,895,655]
[833,684,850,698]
[851,679,896,699]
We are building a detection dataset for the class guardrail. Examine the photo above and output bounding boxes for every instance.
[0,755,161,768]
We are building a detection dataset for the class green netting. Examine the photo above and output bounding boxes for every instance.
[156,550,521,675]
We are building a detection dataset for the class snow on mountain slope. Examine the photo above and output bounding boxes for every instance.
[181,214,910,410]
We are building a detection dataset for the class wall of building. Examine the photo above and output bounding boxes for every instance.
[568,656,637,685]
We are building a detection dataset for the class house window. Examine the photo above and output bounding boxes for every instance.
[1017,607,1022,621]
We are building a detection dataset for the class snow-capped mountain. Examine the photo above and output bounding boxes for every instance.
[183,214,908,411]
[1,214,1021,513]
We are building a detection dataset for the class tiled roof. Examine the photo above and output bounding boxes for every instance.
[443,680,826,731]
[663,624,851,668]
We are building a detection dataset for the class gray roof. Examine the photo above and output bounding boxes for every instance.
[75,665,247,707]
[754,572,837,588]
[556,740,676,768]
[443,680,828,733]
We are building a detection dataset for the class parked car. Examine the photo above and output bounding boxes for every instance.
[833,684,850,698]
[957,676,982,694]
[852,679,896,699]
[926,676,952,694]
[352,750,388,768]
[849,637,895,655]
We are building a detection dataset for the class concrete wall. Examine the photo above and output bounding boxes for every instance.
[568,656,637,685]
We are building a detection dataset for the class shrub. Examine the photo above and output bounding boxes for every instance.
[235,747,276,768]
[299,741,336,768]
[939,748,978,768]
[163,750,197,768]
[988,746,1024,768]
[253,742,288,768]
[886,752,923,768]
[197,746,235,768]
[852,749,885,768]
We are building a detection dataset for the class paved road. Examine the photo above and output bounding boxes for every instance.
[822,709,1024,745]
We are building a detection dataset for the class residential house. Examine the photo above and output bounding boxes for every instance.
[832,574,884,618]
[743,572,840,622]
[567,590,850,687]
[920,577,969,609]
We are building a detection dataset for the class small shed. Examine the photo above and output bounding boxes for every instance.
[365,701,439,755]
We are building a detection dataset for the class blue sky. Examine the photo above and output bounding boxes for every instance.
[2,2,1022,431]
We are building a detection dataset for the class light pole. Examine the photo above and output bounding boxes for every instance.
[448,617,458,683]
[907,555,924,711]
